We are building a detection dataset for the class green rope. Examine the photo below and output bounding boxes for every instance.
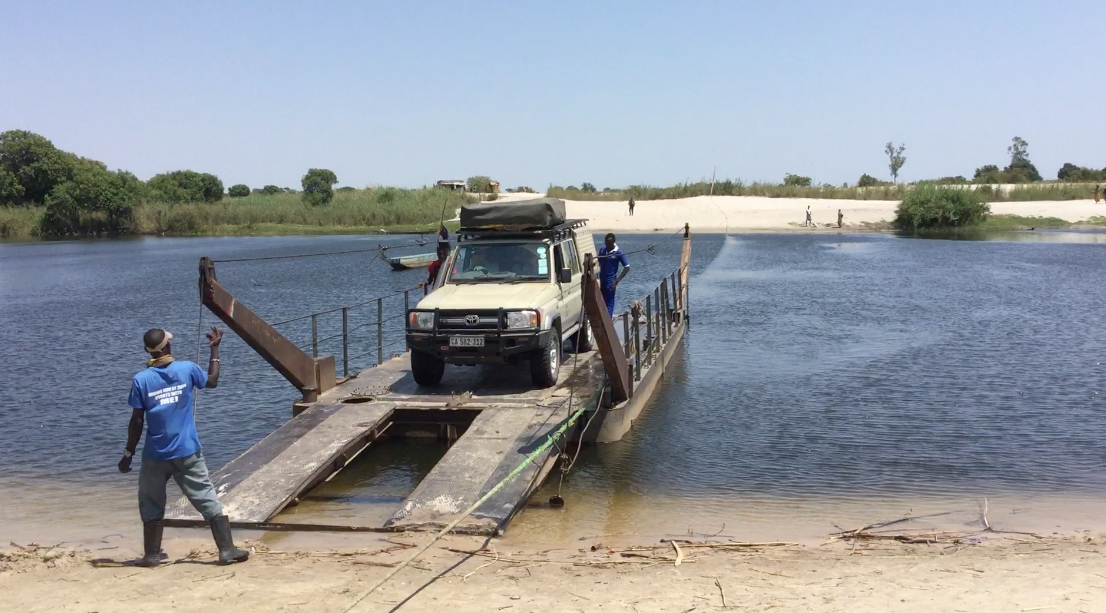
[338,399,592,613]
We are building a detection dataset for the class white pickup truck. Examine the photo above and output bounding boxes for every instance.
[405,199,597,387]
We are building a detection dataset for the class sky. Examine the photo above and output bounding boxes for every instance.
[1,1,1103,190]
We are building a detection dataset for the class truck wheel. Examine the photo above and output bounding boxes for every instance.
[411,350,445,386]
[572,318,595,353]
[530,327,561,388]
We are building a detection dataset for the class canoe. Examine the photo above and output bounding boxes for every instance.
[384,251,437,271]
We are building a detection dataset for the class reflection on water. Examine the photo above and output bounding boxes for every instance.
[3,230,1106,543]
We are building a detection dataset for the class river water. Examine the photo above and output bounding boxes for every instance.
[2,230,1105,544]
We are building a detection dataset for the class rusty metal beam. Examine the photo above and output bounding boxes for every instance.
[199,257,335,402]
[581,253,630,403]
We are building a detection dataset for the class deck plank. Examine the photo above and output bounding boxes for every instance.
[385,406,549,532]
[166,401,395,523]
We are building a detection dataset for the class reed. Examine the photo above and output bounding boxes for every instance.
[133,188,471,235]
[894,184,990,231]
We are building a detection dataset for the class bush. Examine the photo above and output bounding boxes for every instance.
[228,184,250,198]
[40,163,140,235]
[894,184,990,231]
[783,173,812,187]
[514,186,535,193]
[149,170,224,203]
[466,175,494,193]
[972,165,1003,184]
[301,168,338,206]
[1057,163,1106,182]
[857,174,883,187]
[262,185,284,195]
[580,182,597,193]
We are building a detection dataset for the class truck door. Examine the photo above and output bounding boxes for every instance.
[555,240,584,333]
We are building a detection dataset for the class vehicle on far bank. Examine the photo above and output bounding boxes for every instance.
[405,198,597,388]
[435,179,467,191]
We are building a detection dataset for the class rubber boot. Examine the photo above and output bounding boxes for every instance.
[135,521,163,567]
[209,515,249,565]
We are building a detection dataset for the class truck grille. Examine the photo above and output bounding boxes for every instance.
[437,309,501,332]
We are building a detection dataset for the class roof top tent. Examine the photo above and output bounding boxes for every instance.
[435,179,467,191]
[458,198,584,242]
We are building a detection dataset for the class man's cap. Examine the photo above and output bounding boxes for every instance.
[605,232,616,241]
[144,329,173,353]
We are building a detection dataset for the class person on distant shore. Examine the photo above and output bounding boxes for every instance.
[118,327,249,567]
[1095,185,1101,204]
[598,233,631,317]
[438,224,449,244]
[837,209,843,228]
[628,197,636,216]
[426,243,449,289]
[804,206,812,228]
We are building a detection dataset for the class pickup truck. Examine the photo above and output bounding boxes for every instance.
[405,199,597,387]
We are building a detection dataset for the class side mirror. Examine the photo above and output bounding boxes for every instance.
[558,268,572,284]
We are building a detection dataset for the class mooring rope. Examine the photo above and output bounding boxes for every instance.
[338,292,597,613]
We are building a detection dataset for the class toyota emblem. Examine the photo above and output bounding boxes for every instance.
[465,314,479,326]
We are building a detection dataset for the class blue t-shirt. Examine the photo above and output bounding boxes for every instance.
[598,245,629,282]
[128,361,207,461]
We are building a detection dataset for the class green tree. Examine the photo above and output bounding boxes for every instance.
[783,173,812,187]
[973,164,1003,184]
[580,182,597,193]
[40,163,139,235]
[0,130,77,204]
[857,173,882,187]
[228,184,250,198]
[149,170,224,203]
[1003,136,1041,183]
[885,142,906,184]
[261,185,283,195]
[301,168,338,206]
[466,175,492,192]
[0,168,24,204]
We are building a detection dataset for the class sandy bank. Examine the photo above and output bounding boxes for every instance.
[537,195,1106,233]
[4,531,1102,612]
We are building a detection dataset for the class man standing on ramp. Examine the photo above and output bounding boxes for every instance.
[598,232,631,317]
[118,327,250,567]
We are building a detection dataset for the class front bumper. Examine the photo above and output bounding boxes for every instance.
[407,328,553,364]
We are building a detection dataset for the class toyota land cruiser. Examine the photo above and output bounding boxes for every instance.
[405,198,597,388]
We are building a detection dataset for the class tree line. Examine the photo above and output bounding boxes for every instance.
[0,130,342,236]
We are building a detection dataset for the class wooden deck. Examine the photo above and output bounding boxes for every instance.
[165,350,604,535]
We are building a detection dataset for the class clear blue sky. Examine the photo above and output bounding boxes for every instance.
[2,1,1103,189]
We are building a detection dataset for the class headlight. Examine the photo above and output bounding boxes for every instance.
[408,311,434,330]
[506,310,539,330]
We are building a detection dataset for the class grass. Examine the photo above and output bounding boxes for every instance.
[978,215,1073,230]
[0,188,471,238]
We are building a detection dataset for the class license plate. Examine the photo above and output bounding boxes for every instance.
[449,336,485,347]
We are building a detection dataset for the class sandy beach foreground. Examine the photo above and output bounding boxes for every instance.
[3,531,1102,612]
[506,195,1106,233]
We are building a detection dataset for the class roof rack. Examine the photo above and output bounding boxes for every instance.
[458,219,588,242]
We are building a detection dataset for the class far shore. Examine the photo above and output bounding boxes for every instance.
[555,194,1106,234]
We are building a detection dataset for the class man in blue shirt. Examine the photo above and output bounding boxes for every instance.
[118,327,249,567]
[597,232,631,317]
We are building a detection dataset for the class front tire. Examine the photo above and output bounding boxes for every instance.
[530,328,561,388]
[411,349,445,386]
[571,317,595,353]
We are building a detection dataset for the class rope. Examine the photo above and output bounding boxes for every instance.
[338,281,596,613]
[336,395,593,613]
[596,228,685,259]
[213,247,383,263]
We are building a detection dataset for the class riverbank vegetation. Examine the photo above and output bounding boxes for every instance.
[894,185,990,231]
[0,130,468,237]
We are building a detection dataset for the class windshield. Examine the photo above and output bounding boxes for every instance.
[448,242,549,283]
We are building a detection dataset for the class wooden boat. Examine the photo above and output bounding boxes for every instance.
[380,245,437,271]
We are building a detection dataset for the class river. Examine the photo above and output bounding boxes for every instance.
[2,230,1104,544]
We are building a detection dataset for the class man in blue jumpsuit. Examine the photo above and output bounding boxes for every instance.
[597,233,630,317]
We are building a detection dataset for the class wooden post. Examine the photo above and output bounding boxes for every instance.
[377,298,384,365]
[645,294,652,367]
[633,306,642,381]
[311,314,319,358]
[341,307,349,378]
